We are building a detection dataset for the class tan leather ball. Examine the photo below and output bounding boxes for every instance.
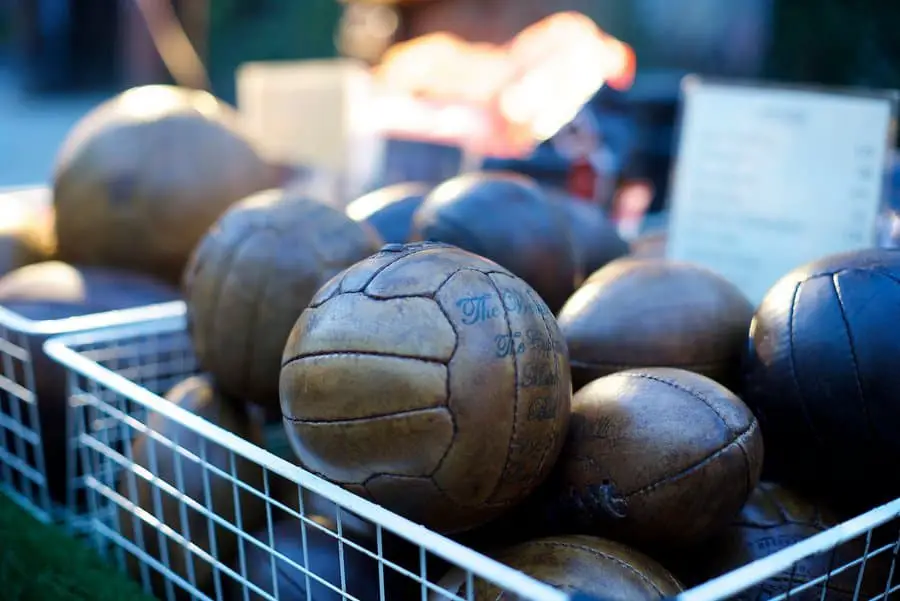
[116,375,268,599]
[547,368,763,550]
[279,241,572,534]
[184,189,382,410]
[434,535,683,600]
[0,188,56,277]
[53,85,276,284]
[558,257,753,390]
[667,482,881,600]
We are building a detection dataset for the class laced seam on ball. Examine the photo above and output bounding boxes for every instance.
[283,405,451,425]
[525,541,671,596]
[624,419,759,500]
[787,280,829,453]
[568,358,729,371]
[281,350,449,369]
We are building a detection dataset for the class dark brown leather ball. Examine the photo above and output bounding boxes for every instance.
[434,535,683,600]
[226,517,380,601]
[742,248,900,509]
[345,181,431,244]
[545,368,763,550]
[410,172,581,312]
[558,258,754,391]
[53,85,276,284]
[0,261,181,505]
[279,241,572,534]
[184,189,382,411]
[116,375,268,599]
[558,198,628,275]
[666,482,881,600]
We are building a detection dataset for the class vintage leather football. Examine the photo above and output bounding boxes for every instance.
[434,535,683,600]
[184,188,382,411]
[280,241,572,534]
[558,198,628,275]
[545,368,763,550]
[345,182,431,243]
[0,261,180,505]
[409,171,581,312]
[53,85,276,284]
[558,258,753,390]
[742,248,900,510]
[227,516,380,601]
[667,482,880,600]
[117,375,268,599]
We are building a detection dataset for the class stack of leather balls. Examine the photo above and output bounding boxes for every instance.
[104,159,898,601]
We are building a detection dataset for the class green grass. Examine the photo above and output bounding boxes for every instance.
[0,493,156,601]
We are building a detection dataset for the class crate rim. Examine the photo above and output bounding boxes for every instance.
[42,315,570,601]
[0,301,188,337]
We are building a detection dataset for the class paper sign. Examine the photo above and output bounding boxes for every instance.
[666,78,898,305]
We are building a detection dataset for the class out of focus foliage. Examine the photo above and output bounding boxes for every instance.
[207,0,340,103]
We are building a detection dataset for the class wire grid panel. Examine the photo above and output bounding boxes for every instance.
[44,316,900,601]
[0,301,189,526]
[46,316,569,601]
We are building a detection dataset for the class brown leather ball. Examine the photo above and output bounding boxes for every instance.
[279,241,572,534]
[434,535,683,600]
[667,482,880,600]
[184,189,382,411]
[53,85,276,284]
[116,375,268,599]
[546,368,763,550]
[226,517,380,601]
[409,171,581,312]
[558,197,629,275]
[0,187,56,277]
[0,261,181,505]
[558,258,754,390]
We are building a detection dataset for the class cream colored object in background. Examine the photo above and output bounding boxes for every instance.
[236,59,384,207]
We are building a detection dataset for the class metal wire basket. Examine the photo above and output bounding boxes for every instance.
[41,305,900,601]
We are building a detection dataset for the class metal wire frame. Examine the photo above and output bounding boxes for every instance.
[41,307,900,601]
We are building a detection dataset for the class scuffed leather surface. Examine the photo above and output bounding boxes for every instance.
[184,189,381,410]
[53,85,276,284]
[742,248,900,509]
[558,258,754,391]
[116,375,268,600]
[434,535,683,601]
[345,181,431,244]
[280,241,572,534]
[409,171,581,313]
[545,368,763,550]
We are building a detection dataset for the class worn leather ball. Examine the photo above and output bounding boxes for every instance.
[742,248,900,509]
[117,375,268,599]
[345,182,431,244]
[434,535,683,600]
[558,258,754,391]
[53,85,275,284]
[558,198,628,275]
[545,368,763,550]
[0,261,180,505]
[280,241,572,534]
[184,188,382,411]
[667,482,879,600]
[410,172,580,312]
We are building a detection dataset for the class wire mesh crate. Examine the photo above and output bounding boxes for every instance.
[0,300,187,525]
[42,307,900,601]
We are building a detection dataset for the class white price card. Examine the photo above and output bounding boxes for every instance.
[666,77,898,306]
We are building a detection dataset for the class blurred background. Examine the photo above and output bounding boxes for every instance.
[1,0,898,197]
